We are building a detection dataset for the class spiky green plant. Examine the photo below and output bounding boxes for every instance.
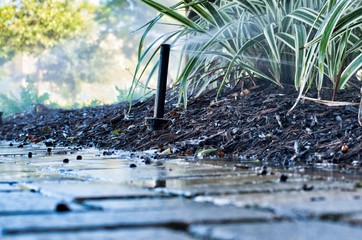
[132,0,362,108]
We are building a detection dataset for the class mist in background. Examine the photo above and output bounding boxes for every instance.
[0,0,176,115]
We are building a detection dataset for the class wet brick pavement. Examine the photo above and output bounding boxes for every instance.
[0,143,361,239]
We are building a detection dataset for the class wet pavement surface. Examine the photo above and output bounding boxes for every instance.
[0,142,361,239]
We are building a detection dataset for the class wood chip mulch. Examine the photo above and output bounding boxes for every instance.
[1,81,361,166]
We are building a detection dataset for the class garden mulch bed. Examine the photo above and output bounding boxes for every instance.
[1,81,361,166]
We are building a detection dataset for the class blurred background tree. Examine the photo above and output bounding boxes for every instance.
[0,0,167,115]
[0,0,94,114]
[0,0,94,63]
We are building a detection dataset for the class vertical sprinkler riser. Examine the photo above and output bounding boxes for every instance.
[154,44,170,119]
[145,44,171,131]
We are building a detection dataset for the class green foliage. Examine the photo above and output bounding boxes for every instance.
[135,0,362,108]
[0,77,50,115]
[0,77,107,116]
[115,86,131,102]
[87,99,103,107]
[2,0,160,103]
[0,0,94,63]
[111,129,121,136]
[1,0,162,108]
[115,85,152,102]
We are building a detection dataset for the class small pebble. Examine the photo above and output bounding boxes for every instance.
[9,143,13,146]
[28,152,33,158]
[303,184,314,191]
[260,165,268,175]
[17,144,23,148]
[341,143,348,154]
[76,155,82,160]
[130,163,137,168]
[55,203,71,212]
[155,180,166,188]
[280,174,288,182]
[103,151,114,156]
[310,196,325,202]
[144,157,152,164]
[234,164,250,169]
[45,141,54,147]
[63,158,70,163]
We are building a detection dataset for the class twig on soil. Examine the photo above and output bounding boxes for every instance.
[302,96,359,107]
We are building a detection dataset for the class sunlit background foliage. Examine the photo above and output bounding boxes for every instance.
[0,0,169,115]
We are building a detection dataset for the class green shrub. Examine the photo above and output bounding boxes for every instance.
[0,76,50,115]
[133,0,362,108]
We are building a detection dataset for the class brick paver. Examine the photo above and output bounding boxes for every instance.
[0,143,361,239]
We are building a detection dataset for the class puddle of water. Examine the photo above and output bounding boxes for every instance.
[194,158,362,181]
[0,142,361,184]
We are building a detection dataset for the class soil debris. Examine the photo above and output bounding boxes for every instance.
[55,203,71,213]
[280,174,288,183]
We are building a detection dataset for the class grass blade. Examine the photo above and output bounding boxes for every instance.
[338,52,362,89]
[317,0,352,92]
[294,24,306,89]
[141,0,205,32]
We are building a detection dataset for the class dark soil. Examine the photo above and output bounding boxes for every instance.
[1,81,361,166]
